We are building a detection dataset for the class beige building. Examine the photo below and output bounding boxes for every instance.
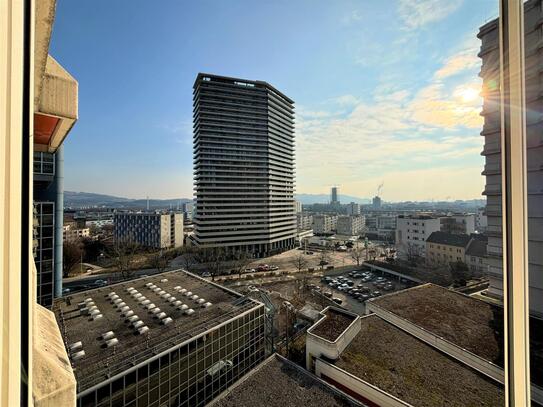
[425,231,471,267]
[63,224,90,242]
[336,215,365,236]
[312,214,337,235]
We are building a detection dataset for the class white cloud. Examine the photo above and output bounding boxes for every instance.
[434,37,480,79]
[397,0,463,30]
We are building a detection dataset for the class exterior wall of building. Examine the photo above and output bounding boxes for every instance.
[63,225,90,242]
[476,208,487,232]
[466,253,487,275]
[440,214,475,235]
[479,2,543,315]
[313,215,337,234]
[372,196,382,209]
[346,202,360,215]
[114,212,183,249]
[395,216,440,259]
[34,201,55,308]
[77,306,266,407]
[336,216,365,236]
[296,213,313,231]
[426,242,466,267]
[192,74,296,258]
[295,200,303,213]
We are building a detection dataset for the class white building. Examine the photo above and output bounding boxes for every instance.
[297,213,313,231]
[336,215,365,236]
[475,208,487,232]
[440,213,475,235]
[313,215,337,234]
[114,211,183,249]
[346,202,360,215]
[295,200,303,213]
[395,214,441,259]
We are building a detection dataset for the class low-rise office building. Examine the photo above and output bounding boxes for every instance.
[304,285,527,406]
[425,231,472,267]
[395,214,440,259]
[336,215,365,236]
[54,270,267,407]
[114,211,183,249]
[63,224,90,242]
[313,214,338,235]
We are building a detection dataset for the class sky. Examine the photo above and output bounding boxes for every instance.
[50,0,498,202]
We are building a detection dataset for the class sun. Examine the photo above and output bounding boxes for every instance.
[455,86,479,103]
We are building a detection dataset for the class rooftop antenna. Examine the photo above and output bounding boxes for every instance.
[146,196,149,211]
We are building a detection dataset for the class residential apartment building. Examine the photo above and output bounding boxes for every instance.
[425,231,471,267]
[296,213,313,231]
[312,214,337,235]
[395,214,441,259]
[114,212,183,249]
[54,270,267,407]
[336,215,365,236]
[63,224,90,242]
[295,200,303,213]
[192,74,296,257]
[479,2,543,315]
[346,202,360,215]
[182,202,194,222]
[476,208,488,232]
[465,234,488,275]
[440,213,476,235]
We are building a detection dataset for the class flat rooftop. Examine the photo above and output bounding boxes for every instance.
[53,270,261,392]
[369,283,503,366]
[210,354,361,407]
[335,315,504,407]
[310,308,356,342]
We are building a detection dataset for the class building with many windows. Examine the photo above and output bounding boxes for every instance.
[296,213,313,231]
[425,231,472,267]
[312,214,338,235]
[395,214,440,259]
[479,2,543,315]
[330,186,340,206]
[336,215,365,236]
[192,73,296,258]
[345,202,360,215]
[440,213,476,235]
[114,212,183,249]
[54,270,267,407]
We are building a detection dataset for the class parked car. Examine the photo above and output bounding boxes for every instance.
[323,291,333,298]
[332,298,343,304]
[202,272,211,278]
[372,290,382,297]
[93,279,107,287]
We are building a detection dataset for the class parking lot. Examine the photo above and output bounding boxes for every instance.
[312,267,416,315]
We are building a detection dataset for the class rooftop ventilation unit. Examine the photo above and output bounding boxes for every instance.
[102,331,115,340]
[163,294,172,300]
[173,286,181,290]
[167,297,176,303]
[141,299,151,306]
[156,312,167,320]
[126,286,134,291]
[197,298,205,305]
[116,302,126,308]
[110,295,120,301]
[68,341,83,352]
[173,300,182,307]
[185,309,195,316]
[128,315,139,323]
[179,288,187,294]
[185,291,193,297]
[178,304,189,311]
[113,298,122,305]
[88,305,98,312]
[152,287,160,293]
[145,283,153,288]
[151,308,161,315]
[124,310,134,318]
[160,279,168,283]
[84,297,93,303]
[202,302,212,308]
[86,301,95,308]
[162,317,173,325]
[72,350,85,361]
[158,290,166,296]
[146,303,156,310]
[191,295,199,301]
[106,338,119,347]
[92,314,103,320]
[120,306,130,313]
[134,293,143,299]
[133,320,144,329]
[90,309,101,316]
[137,296,147,302]
[107,292,116,298]
[138,326,149,335]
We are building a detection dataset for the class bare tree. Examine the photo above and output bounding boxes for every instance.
[194,247,226,281]
[290,253,308,274]
[63,240,83,277]
[406,243,423,264]
[318,247,331,270]
[231,250,252,279]
[350,246,365,266]
[110,237,140,279]
[150,250,168,274]
[179,246,198,272]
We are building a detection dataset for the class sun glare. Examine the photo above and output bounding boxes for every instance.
[455,86,480,102]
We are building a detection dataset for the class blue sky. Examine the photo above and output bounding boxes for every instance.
[50,0,497,201]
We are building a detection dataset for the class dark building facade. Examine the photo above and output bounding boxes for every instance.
[192,74,296,258]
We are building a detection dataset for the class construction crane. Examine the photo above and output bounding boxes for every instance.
[376,182,384,197]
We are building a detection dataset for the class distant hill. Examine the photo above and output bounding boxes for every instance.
[64,191,192,209]
[295,193,371,205]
